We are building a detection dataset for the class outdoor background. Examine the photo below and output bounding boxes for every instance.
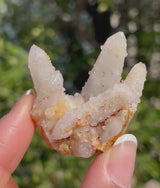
[0,0,160,187]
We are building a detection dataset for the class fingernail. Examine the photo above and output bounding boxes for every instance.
[113,134,137,147]
[107,134,137,188]
[10,89,35,114]
[25,89,35,96]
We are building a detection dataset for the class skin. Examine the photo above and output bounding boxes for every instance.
[0,90,137,188]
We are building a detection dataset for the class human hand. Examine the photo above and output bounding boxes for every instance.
[0,90,35,188]
[0,90,137,188]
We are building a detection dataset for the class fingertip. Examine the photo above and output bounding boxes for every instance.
[10,89,35,116]
[81,134,137,188]
[0,89,36,173]
[105,134,137,188]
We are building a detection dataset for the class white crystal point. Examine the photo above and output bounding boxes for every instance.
[124,62,147,104]
[81,32,127,100]
[28,44,65,109]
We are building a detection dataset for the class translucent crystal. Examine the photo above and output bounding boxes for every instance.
[28,32,146,158]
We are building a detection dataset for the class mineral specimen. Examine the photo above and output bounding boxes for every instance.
[28,32,146,158]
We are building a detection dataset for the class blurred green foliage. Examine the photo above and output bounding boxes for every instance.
[0,0,160,187]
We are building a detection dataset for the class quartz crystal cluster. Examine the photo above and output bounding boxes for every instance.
[28,32,146,158]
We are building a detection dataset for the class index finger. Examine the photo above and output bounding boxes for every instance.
[0,89,35,174]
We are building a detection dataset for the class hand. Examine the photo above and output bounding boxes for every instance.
[0,90,35,188]
[0,90,137,188]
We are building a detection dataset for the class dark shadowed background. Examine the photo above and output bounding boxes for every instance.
[0,0,160,187]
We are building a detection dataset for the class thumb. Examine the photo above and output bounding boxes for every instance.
[81,134,137,188]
